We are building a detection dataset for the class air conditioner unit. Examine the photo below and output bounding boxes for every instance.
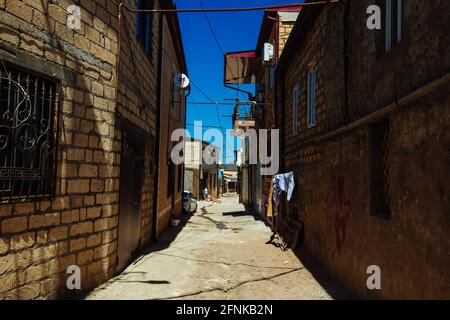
[262,43,274,63]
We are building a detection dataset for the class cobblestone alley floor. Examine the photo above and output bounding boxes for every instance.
[85,194,346,300]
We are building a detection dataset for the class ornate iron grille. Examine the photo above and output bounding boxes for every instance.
[0,65,58,204]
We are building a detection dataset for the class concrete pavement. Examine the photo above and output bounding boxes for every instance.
[85,194,346,300]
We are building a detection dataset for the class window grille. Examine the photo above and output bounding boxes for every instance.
[370,120,391,219]
[385,0,403,52]
[136,0,155,55]
[0,65,59,203]
[307,68,317,128]
[292,83,300,135]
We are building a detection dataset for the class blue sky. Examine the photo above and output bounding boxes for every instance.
[173,0,301,163]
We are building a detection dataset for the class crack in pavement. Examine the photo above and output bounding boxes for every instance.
[151,252,300,271]
[151,267,305,300]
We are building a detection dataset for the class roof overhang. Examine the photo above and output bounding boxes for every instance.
[224,50,260,85]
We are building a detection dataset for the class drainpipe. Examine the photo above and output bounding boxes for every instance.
[182,86,191,197]
[267,12,280,64]
[152,12,164,242]
[115,3,124,114]
[267,13,280,126]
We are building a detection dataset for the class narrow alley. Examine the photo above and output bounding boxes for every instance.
[1,0,448,302]
[85,194,345,300]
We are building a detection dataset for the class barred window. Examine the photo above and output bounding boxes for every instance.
[385,0,403,52]
[369,120,391,219]
[0,64,58,204]
[136,0,155,56]
[292,83,300,136]
[307,68,317,128]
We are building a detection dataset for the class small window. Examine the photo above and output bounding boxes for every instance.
[307,68,317,128]
[292,83,300,135]
[369,120,391,219]
[385,0,403,52]
[0,64,58,203]
[269,66,276,89]
[136,0,154,56]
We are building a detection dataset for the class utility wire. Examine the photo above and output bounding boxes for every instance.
[197,0,224,130]
[197,0,244,111]
[187,122,227,130]
[122,1,340,13]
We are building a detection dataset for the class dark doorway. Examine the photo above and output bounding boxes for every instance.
[118,130,145,272]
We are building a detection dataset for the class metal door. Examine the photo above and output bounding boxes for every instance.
[117,132,144,272]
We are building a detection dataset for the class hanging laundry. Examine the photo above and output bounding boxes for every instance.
[272,172,295,206]
[282,172,295,201]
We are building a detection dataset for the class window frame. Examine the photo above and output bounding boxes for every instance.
[307,67,317,128]
[292,82,300,135]
[368,119,392,220]
[0,63,59,204]
[136,0,154,57]
[384,0,403,53]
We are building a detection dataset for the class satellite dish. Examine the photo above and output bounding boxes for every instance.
[174,73,190,89]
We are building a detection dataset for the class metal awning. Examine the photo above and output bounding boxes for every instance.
[224,50,260,85]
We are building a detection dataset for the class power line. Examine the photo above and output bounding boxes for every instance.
[186,122,227,129]
[189,80,224,129]
[189,80,214,103]
[197,0,246,102]
[185,101,259,105]
[197,0,225,130]
[122,1,340,13]
[198,0,226,57]
[160,43,223,124]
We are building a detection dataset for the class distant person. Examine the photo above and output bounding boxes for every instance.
[203,187,208,201]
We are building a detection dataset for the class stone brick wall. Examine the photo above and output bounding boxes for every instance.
[278,1,450,299]
[0,0,172,299]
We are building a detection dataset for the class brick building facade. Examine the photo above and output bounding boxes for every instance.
[0,0,186,299]
[251,9,299,224]
[277,0,450,299]
[154,1,186,237]
[229,9,299,224]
